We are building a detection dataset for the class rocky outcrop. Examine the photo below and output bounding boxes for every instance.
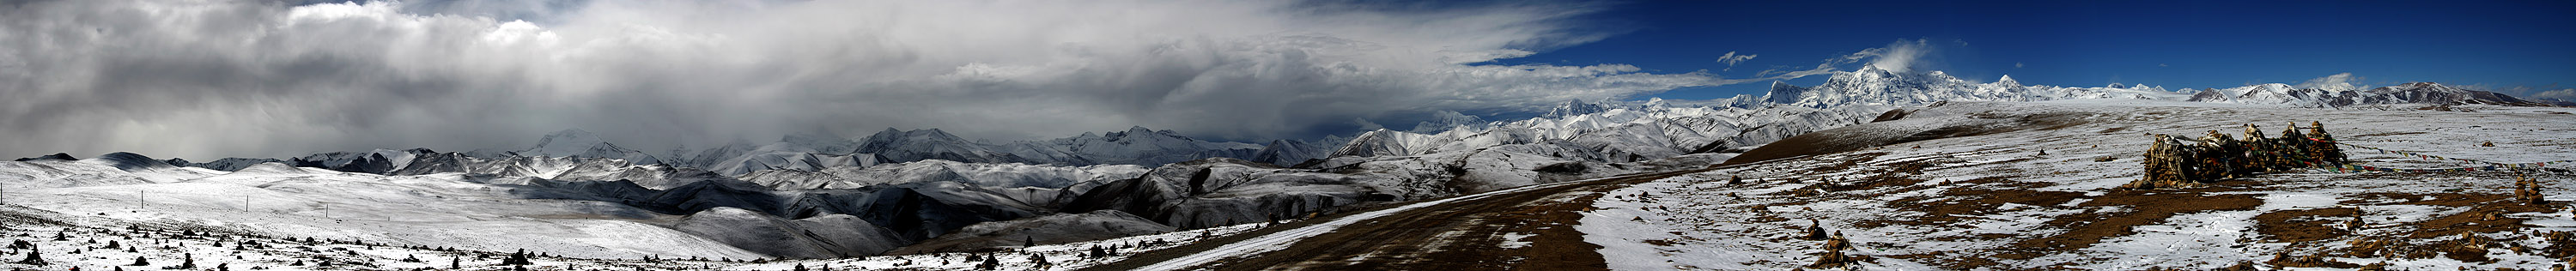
[2127,122,2346,190]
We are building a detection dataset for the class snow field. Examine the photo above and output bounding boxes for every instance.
[1580,100,2576,269]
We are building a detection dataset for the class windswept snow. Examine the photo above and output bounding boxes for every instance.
[1131,172,1649,271]
[0,159,769,260]
[1580,99,2576,269]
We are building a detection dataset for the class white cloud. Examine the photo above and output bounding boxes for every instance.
[0,0,1729,160]
[1755,39,1934,80]
[2529,88,2576,99]
[1858,39,1930,73]
[1715,51,1756,70]
[2293,73,2366,91]
[2014,62,2024,69]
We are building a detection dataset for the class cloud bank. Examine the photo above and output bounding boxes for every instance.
[1715,51,1756,70]
[1752,39,1936,82]
[1858,39,1931,73]
[2295,73,2366,91]
[0,0,1728,160]
[2534,88,2576,100]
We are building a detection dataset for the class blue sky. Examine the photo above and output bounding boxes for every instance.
[1498,0,2576,100]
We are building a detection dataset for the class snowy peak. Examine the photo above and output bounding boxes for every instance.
[289,151,398,173]
[2185,81,2542,107]
[860,128,1032,164]
[1795,65,1984,106]
[1767,68,2540,109]
[186,158,287,172]
[700,142,880,176]
[1763,65,2210,108]
[1249,139,1332,166]
[1765,81,1810,105]
[2365,82,2541,105]
[1406,111,1489,134]
[683,139,762,169]
[1102,126,1175,142]
[1030,126,1264,166]
[780,130,860,154]
[1327,129,1417,158]
[863,128,971,147]
[529,129,606,156]
[1543,99,1616,118]
[526,129,661,165]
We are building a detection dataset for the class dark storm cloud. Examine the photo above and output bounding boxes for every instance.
[0,0,1726,160]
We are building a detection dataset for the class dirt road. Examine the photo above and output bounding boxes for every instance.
[1088,160,1787,271]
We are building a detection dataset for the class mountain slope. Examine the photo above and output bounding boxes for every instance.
[526,129,662,165]
[1583,100,2576,269]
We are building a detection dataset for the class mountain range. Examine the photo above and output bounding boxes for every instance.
[3,66,2551,260]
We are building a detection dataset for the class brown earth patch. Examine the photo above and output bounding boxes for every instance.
[1723,111,2094,165]
[1879,158,1936,175]
[2402,196,2555,238]
[1097,169,1709,271]
[1954,175,2020,185]
[1802,152,1889,173]
[1993,190,2263,260]
[1406,191,1617,270]
[1799,172,1929,196]
[1846,172,1928,191]
[2251,208,2357,243]
[2346,192,2503,207]
[1884,251,2064,271]
[2336,192,2558,238]
[1929,233,2020,242]
[1858,189,2085,228]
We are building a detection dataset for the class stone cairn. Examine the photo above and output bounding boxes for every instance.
[1807,231,1860,269]
[2127,122,2348,190]
[2518,172,2549,206]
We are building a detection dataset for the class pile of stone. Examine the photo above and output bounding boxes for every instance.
[2127,122,2348,190]
[1806,231,1859,269]
[2519,172,2549,206]
[1794,219,1862,269]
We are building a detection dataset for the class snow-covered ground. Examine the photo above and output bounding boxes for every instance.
[1581,99,2576,270]
[0,161,769,261]
[726,222,1271,271]
[0,204,754,271]
[0,196,1283,271]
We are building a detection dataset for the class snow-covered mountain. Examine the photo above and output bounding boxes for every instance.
[23,64,2560,263]
[1024,126,1267,166]
[736,160,1145,190]
[1328,102,1880,164]
[667,126,1273,171]
[2186,81,2548,107]
[280,148,437,174]
[856,128,1044,165]
[696,142,881,176]
[1763,65,2538,110]
[1765,65,2185,108]
[183,157,287,172]
[1542,99,1617,118]
[1249,136,1346,166]
[523,129,664,165]
[1576,100,2576,270]
[1407,111,1492,134]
